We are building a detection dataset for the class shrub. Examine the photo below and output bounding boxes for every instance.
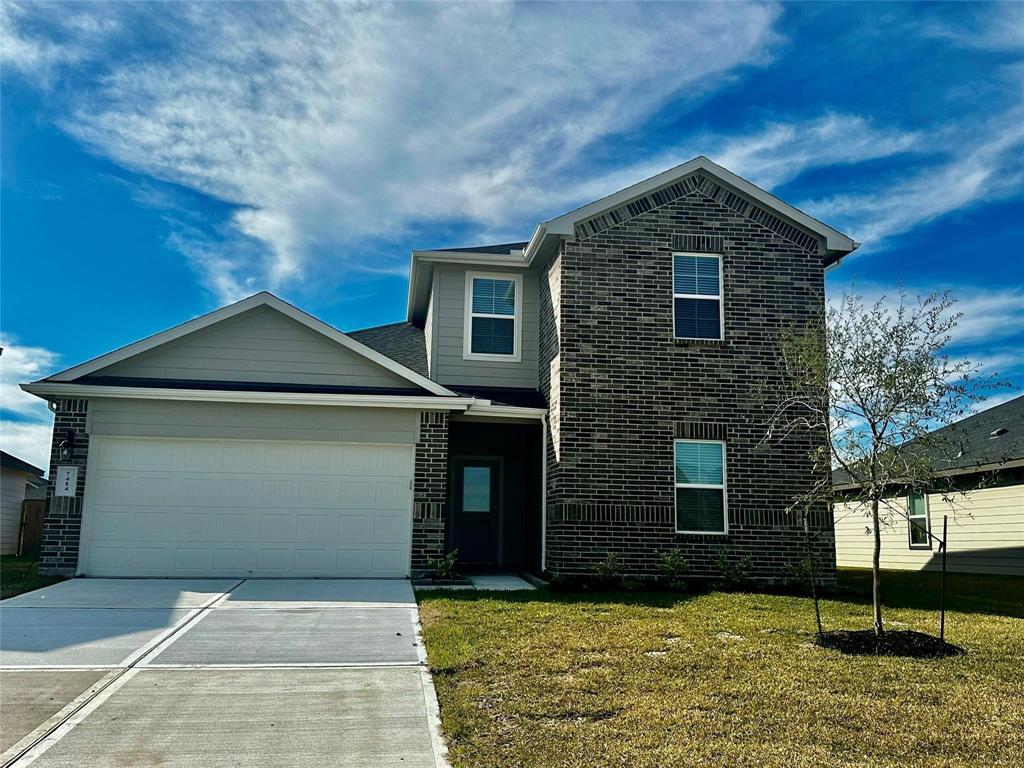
[712,546,753,590]
[428,549,461,580]
[781,553,818,595]
[657,549,689,590]
[593,552,625,587]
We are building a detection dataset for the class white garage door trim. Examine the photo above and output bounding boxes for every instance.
[79,436,415,578]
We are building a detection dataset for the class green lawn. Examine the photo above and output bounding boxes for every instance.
[0,555,66,600]
[419,570,1024,768]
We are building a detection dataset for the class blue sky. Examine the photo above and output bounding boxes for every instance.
[2,1,1023,470]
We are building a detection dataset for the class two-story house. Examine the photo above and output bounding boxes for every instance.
[24,156,858,580]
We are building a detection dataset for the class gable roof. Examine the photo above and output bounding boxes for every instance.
[1,451,45,477]
[39,292,456,397]
[537,156,857,256]
[833,394,1024,488]
[408,155,859,323]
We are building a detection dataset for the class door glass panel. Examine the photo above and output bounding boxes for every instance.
[462,466,491,512]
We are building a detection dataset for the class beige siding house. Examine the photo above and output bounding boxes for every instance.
[834,395,1024,577]
[1,452,46,555]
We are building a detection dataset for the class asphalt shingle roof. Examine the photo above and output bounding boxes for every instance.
[346,323,546,408]
[833,394,1024,486]
[347,322,429,378]
[1,451,45,477]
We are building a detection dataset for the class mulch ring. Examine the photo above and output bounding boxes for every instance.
[816,629,965,658]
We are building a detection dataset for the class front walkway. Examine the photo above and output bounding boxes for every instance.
[0,579,449,767]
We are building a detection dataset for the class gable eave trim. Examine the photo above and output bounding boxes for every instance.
[537,156,858,256]
[44,292,457,398]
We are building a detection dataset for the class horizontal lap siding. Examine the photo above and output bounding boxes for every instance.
[834,483,1024,575]
[101,305,410,388]
[88,399,419,444]
[1,470,29,555]
[432,263,539,389]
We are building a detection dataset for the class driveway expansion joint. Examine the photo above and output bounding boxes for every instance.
[2,579,245,767]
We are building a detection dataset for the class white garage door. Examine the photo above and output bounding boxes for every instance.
[80,436,414,578]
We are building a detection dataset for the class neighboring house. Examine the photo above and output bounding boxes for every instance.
[22,156,859,580]
[1,451,46,555]
[833,395,1024,576]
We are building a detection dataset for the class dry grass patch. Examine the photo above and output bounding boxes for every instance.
[419,576,1024,768]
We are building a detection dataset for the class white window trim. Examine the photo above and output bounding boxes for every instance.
[673,438,728,535]
[907,491,932,550]
[672,252,724,341]
[463,271,523,362]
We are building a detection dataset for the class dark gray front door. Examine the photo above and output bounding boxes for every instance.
[450,459,501,567]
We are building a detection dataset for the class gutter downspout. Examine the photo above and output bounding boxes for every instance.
[540,414,548,573]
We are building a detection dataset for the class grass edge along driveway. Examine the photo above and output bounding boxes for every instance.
[0,555,66,600]
[419,570,1024,768]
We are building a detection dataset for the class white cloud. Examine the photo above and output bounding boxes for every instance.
[4,1,783,302]
[0,337,60,418]
[563,113,922,205]
[0,1,121,83]
[826,284,1024,346]
[825,284,1024,394]
[969,390,1024,415]
[802,105,1024,248]
[708,114,921,190]
[1,419,53,475]
[921,3,1024,52]
[947,288,1024,347]
[0,339,57,473]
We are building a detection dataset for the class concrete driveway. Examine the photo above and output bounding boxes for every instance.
[0,579,448,767]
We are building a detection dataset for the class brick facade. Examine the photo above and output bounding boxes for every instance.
[412,410,450,575]
[541,172,836,582]
[39,398,90,576]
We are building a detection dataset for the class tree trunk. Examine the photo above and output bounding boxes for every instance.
[871,497,884,636]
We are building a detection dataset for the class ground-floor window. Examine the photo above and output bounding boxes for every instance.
[907,491,931,548]
[674,439,727,534]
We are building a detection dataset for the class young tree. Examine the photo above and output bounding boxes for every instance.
[766,288,1005,637]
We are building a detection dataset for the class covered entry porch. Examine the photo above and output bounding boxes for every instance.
[446,417,544,575]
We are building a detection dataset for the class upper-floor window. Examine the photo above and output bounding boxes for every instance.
[907,491,931,549]
[674,439,727,534]
[673,253,723,340]
[464,272,522,361]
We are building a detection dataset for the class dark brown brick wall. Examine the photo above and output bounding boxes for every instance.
[39,398,89,576]
[412,410,449,575]
[541,178,836,582]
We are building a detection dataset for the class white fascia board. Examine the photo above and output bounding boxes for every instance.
[462,402,547,420]
[44,291,456,398]
[412,250,527,266]
[538,156,859,256]
[21,382,475,410]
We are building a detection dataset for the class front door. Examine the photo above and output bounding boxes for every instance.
[449,459,501,568]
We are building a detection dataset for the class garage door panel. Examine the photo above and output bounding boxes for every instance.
[374,515,408,543]
[256,548,293,572]
[372,549,407,573]
[294,548,332,572]
[375,480,413,509]
[213,548,250,571]
[82,436,413,577]
[336,549,373,572]
[175,548,213,571]
[91,510,132,540]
